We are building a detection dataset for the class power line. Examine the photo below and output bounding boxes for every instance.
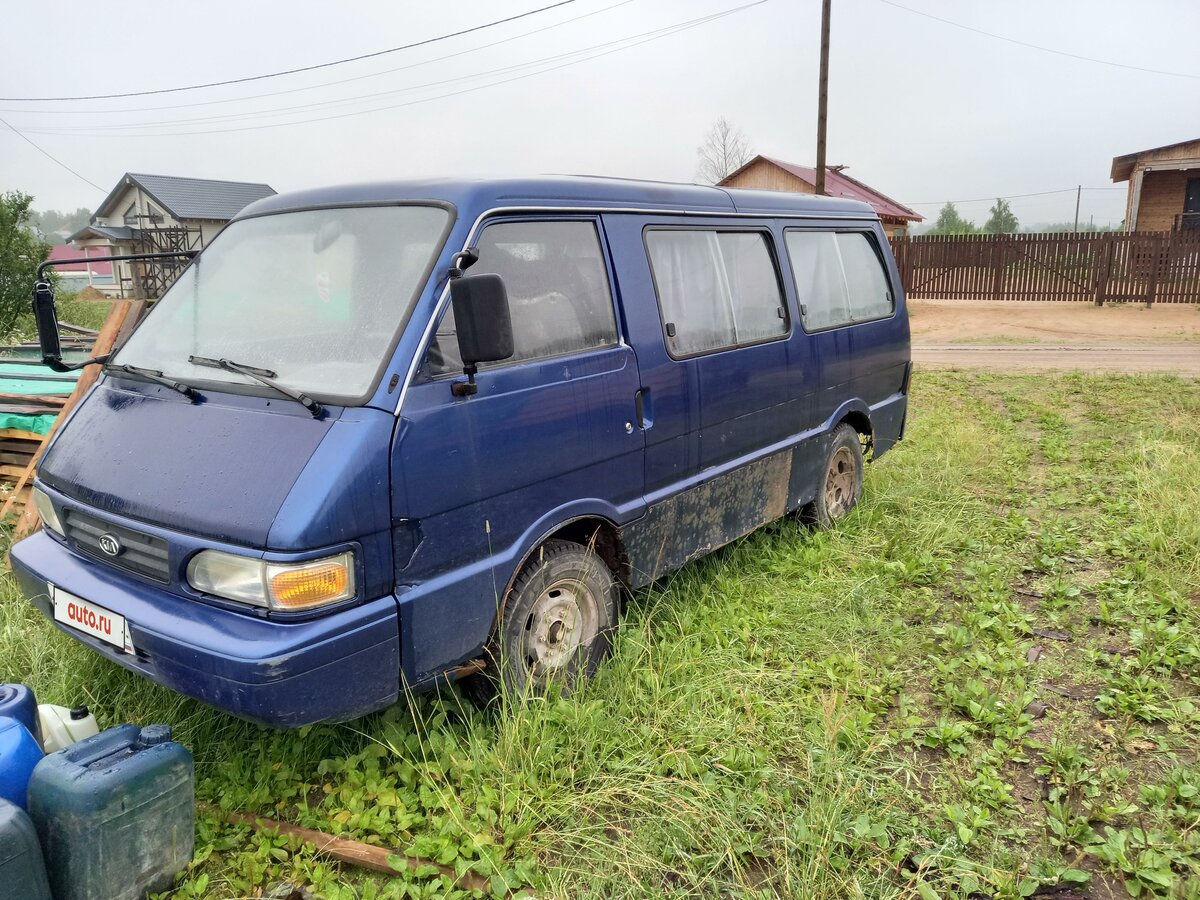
[19,1,769,140]
[908,187,1125,206]
[0,0,582,102]
[17,2,647,133]
[0,0,637,117]
[0,116,104,192]
[875,0,1200,80]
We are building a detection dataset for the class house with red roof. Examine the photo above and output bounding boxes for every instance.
[46,244,114,291]
[719,155,923,237]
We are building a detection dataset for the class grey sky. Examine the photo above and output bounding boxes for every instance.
[3,0,1197,228]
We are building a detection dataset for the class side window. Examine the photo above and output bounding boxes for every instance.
[427,220,617,376]
[836,233,893,321]
[784,230,893,330]
[644,229,786,357]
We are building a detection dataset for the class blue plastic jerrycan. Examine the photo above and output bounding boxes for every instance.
[0,796,53,900]
[28,723,195,900]
[0,715,43,809]
[0,683,41,746]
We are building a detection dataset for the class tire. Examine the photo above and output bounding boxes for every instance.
[461,539,619,705]
[802,423,864,529]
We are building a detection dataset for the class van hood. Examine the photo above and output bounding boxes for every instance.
[38,376,384,549]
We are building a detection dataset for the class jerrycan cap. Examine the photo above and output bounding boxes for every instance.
[136,724,173,748]
[69,705,90,721]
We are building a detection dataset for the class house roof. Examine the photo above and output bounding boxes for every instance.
[47,243,113,275]
[94,173,277,221]
[68,223,135,243]
[719,155,923,222]
[1111,138,1200,182]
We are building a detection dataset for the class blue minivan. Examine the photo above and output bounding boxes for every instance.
[13,176,910,726]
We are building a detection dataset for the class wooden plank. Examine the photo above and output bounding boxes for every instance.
[0,392,68,406]
[225,813,492,892]
[0,428,53,442]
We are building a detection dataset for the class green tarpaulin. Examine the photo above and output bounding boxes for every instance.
[0,361,81,435]
[0,412,59,434]
[0,362,79,395]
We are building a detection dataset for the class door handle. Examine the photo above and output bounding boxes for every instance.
[634,388,651,429]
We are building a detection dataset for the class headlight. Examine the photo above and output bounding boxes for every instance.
[32,487,64,537]
[186,549,355,611]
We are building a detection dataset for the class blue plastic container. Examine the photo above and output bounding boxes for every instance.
[0,683,41,746]
[0,796,53,900]
[0,716,43,809]
[28,723,195,900]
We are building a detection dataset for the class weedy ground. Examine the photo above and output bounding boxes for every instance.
[1,370,1197,899]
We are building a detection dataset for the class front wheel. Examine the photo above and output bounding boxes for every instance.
[463,539,618,704]
[802,423,864,528]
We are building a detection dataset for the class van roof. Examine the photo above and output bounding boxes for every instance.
[236,175,880,221]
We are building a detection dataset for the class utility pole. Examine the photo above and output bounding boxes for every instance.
[1073,184,1081,232]
[815,0,831,195]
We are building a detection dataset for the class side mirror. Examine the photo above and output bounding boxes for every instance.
[32,280,65,371]
[450,273,513,396]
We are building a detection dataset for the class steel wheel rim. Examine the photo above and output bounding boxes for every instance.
[824,446,857,517]
[521,576,599,677]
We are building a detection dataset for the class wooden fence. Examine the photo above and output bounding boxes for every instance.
[888,231,1200,304]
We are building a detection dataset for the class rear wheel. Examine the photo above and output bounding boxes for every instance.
[802,423,864,528]
[461,539,618,705]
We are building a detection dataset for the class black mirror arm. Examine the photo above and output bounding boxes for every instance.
[33,249,198,373]
[451,362,479,397]
[31,277,111,372]
[45,353,112,374]
[448,248,479,279]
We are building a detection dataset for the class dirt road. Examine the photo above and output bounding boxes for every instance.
[910,299,1200,374]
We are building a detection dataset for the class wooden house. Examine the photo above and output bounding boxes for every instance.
[718,155,922,237]
[69,173,275,297]
[1111,138,1200,233]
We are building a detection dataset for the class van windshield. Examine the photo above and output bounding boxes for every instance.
[113,205,450,402]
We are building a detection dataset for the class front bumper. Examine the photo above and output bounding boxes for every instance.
[11,530,401,727]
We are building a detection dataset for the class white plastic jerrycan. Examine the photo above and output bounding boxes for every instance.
[36,705,99,753]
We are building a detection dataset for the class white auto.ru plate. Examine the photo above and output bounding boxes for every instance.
[52,586,135,654]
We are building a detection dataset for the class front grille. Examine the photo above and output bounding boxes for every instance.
[63,509,170,584]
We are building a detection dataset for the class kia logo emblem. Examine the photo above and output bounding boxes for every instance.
[98,533,123,557]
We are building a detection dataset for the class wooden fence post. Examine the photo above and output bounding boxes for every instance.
[990,235,1007,301]
[1093,235,1112,306]
[1145,233,1171,308]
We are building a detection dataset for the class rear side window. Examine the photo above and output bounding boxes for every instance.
[784,230,893,330]
[644,230,787,357]
[427,220,617,375]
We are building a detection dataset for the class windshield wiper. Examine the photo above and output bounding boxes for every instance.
[107,363,198,400]
[187,355,322,418]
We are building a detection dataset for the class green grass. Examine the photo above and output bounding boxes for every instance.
[2,370,1198,899]
[7,289,116,342]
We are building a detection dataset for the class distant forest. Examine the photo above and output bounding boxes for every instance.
[914,200,1121,236]
[29,207,92,243]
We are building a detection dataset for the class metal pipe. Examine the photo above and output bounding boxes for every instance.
[36,250,197,280]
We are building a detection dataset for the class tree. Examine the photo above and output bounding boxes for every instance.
[929,202,978,235]
[31,207,92,244]
[0,192,53,338]
[983,198,1019,234]
[695,117,752,184]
